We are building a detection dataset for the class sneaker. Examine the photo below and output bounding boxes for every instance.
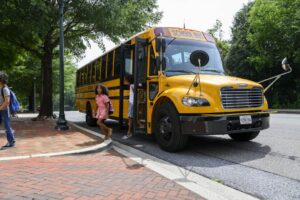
[2,142,15,148]
[122,134,132,140]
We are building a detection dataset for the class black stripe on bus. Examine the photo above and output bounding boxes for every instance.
[76,97,94,100]
[77,96,129,100]
[76,76,121,88]
[76,86,122,94]
[110,96,129,100]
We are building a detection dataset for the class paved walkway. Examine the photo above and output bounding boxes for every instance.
[0,115,205,200]
[0,117,102,157]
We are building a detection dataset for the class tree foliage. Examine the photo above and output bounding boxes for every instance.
[0,0,162,117]
[224,2,257,78]
[4,55,76,112]
[225,0,300,108]
[208,20,230,62]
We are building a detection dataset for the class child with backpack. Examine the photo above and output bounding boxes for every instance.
[0,71,16,148]
[93,83,113,140]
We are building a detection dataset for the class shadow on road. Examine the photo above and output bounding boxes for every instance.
[76,120,271,169]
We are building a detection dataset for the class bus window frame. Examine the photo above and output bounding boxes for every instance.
[107,51,114,79]
[101,54,107,80]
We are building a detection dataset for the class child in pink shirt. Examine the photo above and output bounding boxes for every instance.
[93,84,112,140]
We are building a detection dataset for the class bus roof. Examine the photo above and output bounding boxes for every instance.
[78,27,215,69]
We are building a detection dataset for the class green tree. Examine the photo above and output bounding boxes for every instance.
[248,0,300,108]
[3,56,41,111]
[5,55,76,113]
[52,55,77,111]
[226,0,300,108]
[0,39,24,70]
[208,19,230,62]
[224,2,256,78]
[0,0,162,118]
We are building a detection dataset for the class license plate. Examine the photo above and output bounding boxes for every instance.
[239,115,252,125]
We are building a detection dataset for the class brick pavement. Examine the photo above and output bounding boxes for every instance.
[0,116,206,199]
[0,150,205,200]
[0,117,102,157]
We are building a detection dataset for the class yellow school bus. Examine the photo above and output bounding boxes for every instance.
[76,27,272,152]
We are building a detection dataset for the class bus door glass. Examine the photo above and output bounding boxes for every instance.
[133,38,148,134]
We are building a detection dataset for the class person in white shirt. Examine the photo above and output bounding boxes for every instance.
[123,74,134,139]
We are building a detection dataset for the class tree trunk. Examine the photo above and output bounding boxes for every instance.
[38,45,53,118]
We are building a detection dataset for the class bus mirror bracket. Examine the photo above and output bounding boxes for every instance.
[258,57,292,93]
[156,37,166,53]
[156,56,166,72]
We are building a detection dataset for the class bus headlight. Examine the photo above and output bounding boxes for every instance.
[182,97,210,107]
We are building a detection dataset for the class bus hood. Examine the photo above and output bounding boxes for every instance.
[164,74,263,89]
[162,74,267,113]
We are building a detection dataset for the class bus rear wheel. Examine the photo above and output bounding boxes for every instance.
[86,103,97,127]
[229,131,260,141]
[154,102,188,152]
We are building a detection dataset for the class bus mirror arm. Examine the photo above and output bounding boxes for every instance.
[258,57,292,93]
[156,56,166,72]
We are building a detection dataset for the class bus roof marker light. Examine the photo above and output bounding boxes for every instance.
[203,32,216,43]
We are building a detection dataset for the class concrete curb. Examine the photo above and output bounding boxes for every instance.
[112,141,259,200]
[72,122,259,200]
[0,122,111,161]
[269,109,300,114]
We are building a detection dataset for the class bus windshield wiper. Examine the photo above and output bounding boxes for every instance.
[165,70,197,74]
[201,69,223,74]
[166,37,176,48]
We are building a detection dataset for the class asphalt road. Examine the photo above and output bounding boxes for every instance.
[66,112,300,200]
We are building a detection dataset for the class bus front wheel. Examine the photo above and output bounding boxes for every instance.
[229,131,260,141]
[154,102,188,152]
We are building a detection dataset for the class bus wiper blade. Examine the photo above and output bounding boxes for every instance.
[201,69,223,74]
[165,70,197,74]
[166,37,176,48]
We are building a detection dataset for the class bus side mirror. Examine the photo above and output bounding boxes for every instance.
[190,50,209,67]
[259,57,292,93]
[156,38,166,53]
[282,57,291,71]
[156,56,166,71]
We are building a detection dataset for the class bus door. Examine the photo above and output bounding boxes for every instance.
[133,38,148,134]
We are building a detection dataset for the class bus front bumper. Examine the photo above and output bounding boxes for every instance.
[179,113,270,135]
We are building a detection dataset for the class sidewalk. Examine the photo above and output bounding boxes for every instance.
[0,115,104,159]
[0,115,205,200]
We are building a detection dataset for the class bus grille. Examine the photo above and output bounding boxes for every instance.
[220,87,263,109]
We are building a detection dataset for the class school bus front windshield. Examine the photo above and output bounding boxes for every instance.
[163,38,225,76]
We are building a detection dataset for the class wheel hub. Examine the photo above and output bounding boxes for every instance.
[159,117,172,141]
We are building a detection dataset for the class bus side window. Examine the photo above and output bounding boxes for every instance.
[114,47,121,77]
[92,62,96,82]
[125,48,133,75]
[82,71,85,85]
[107,51,114,79]
[101,55,107,80]
[76,72,78,87]
[87,64,91,84]
[79,70,83,85]
[149,46,157,75]
[96,59,100,81]
[85,67,88,84]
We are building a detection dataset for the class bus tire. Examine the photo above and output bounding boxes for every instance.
[154,102,188,152]
[229,131,260,141]
[86,103,97,127]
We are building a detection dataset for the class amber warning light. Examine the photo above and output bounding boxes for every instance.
[154,27,215,43]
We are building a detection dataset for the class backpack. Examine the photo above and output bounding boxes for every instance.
[108,100,114,115]
[1,87,20,114]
